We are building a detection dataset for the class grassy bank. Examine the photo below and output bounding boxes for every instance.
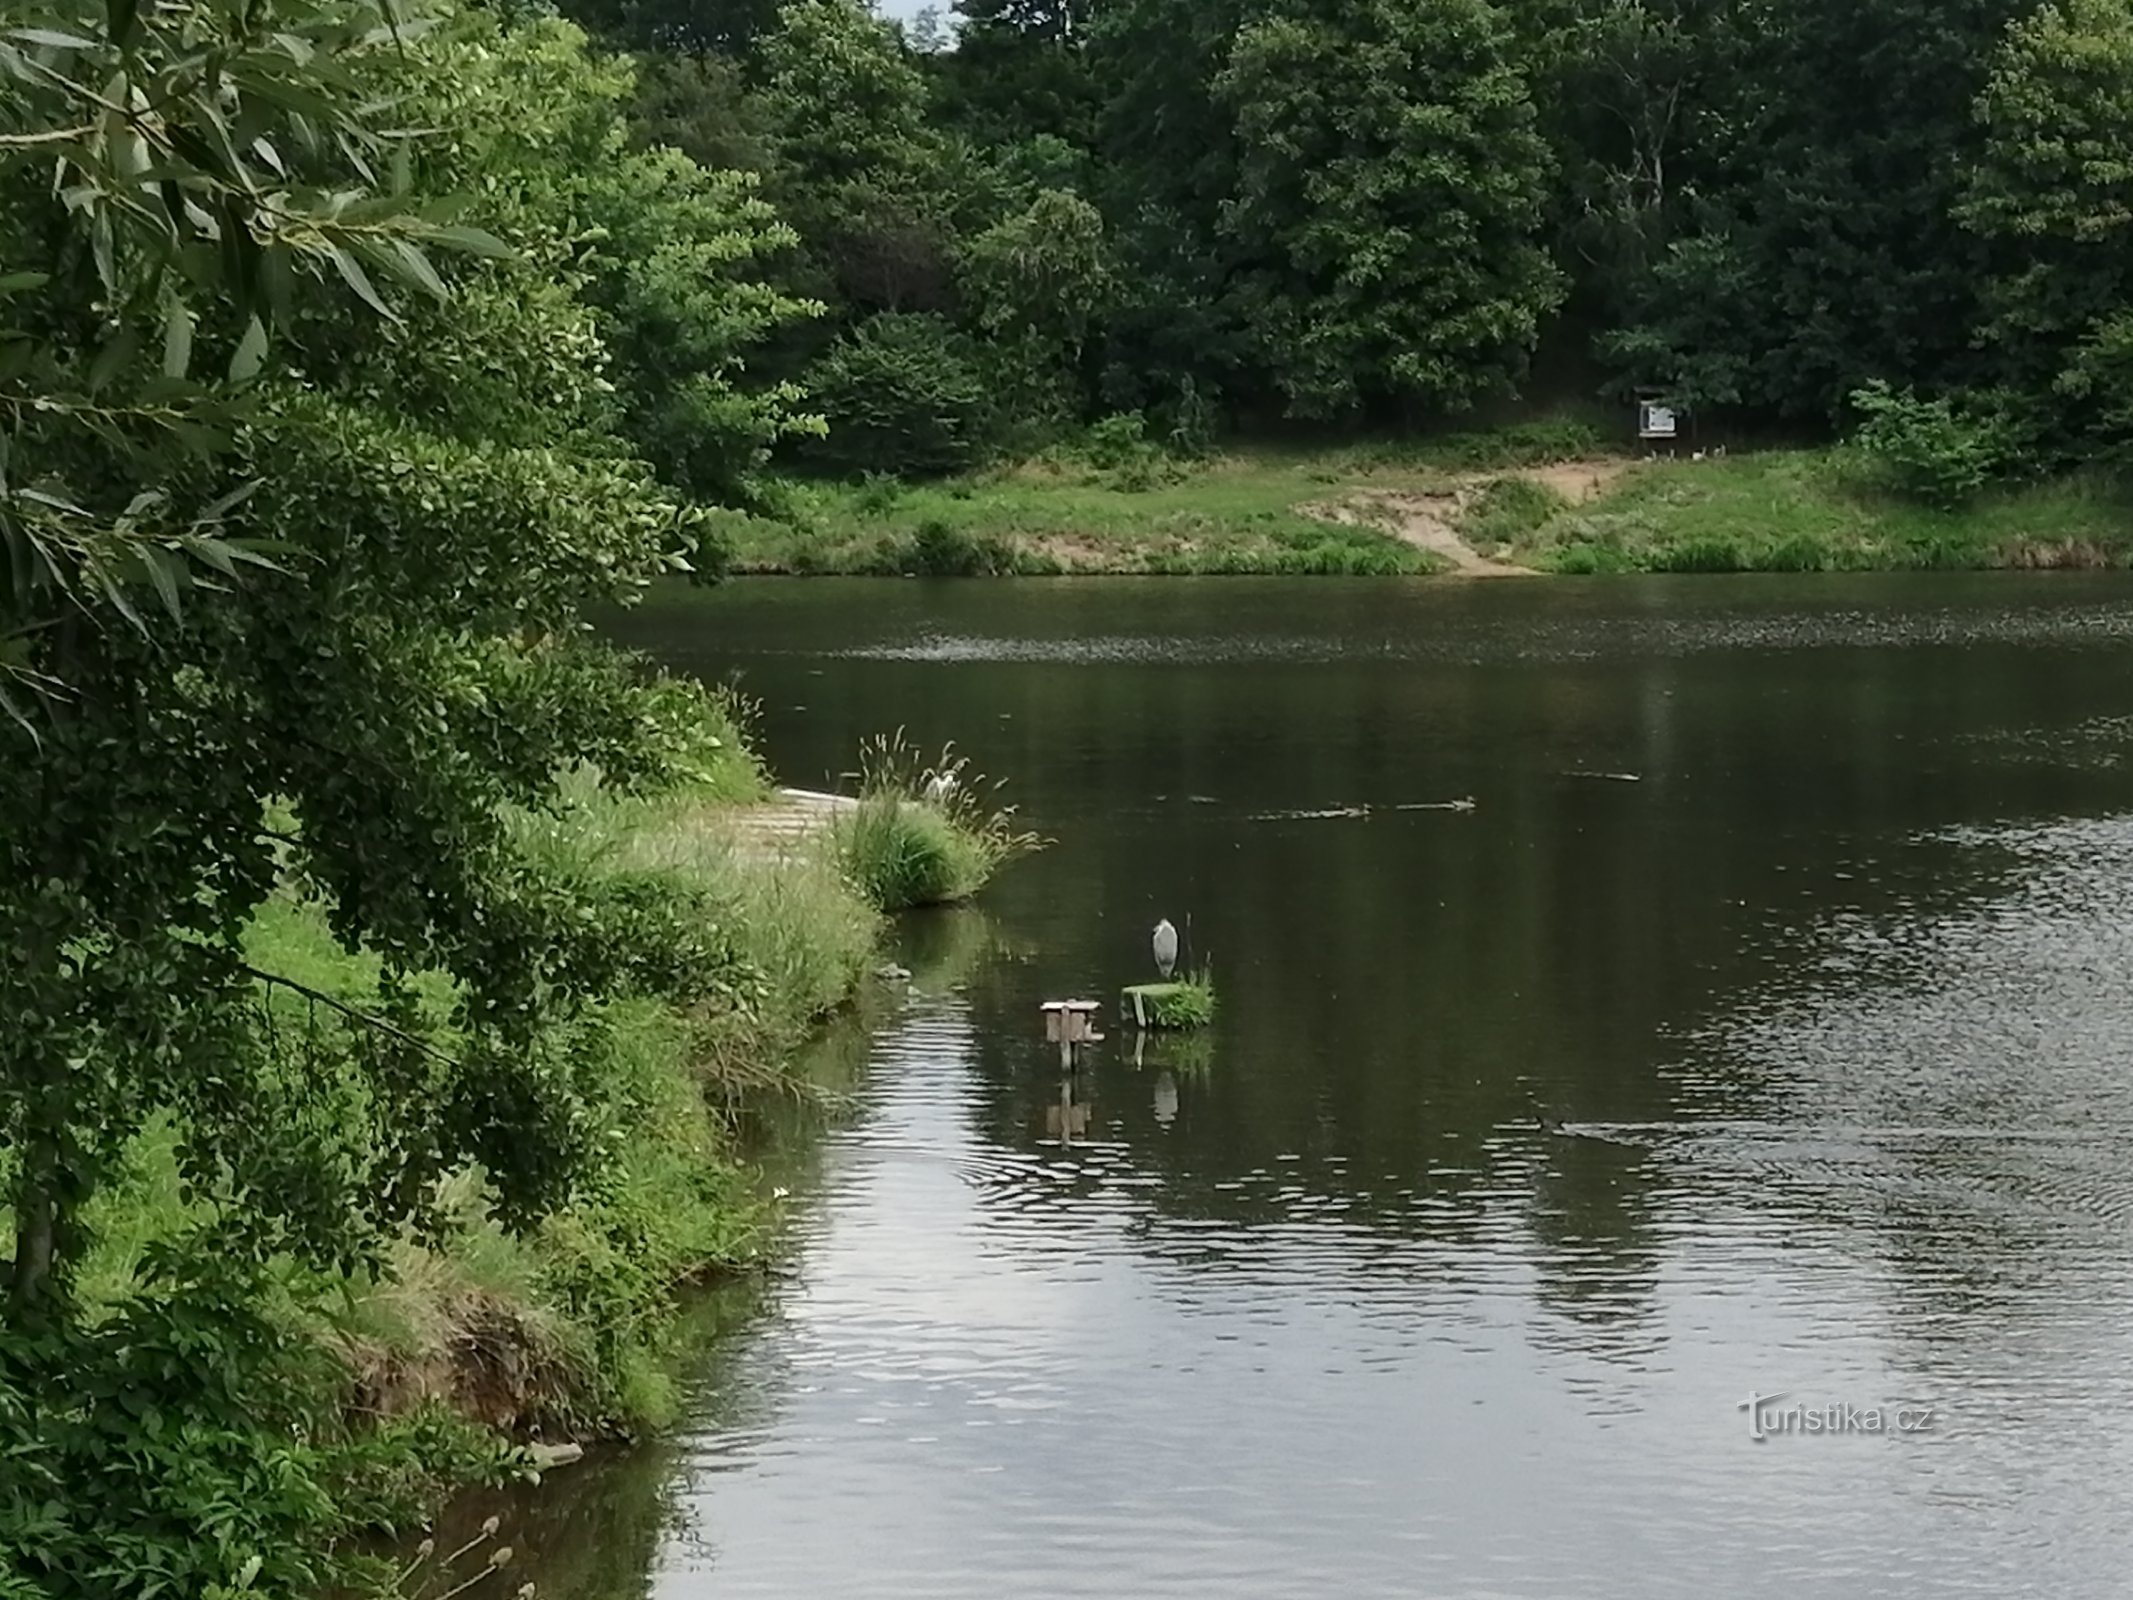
[730,457,1430,575]
[1504,450,2133,573]
[718,422,2133,579]
[39,698,879,1417]
[724,418,1615,576]
[7,694,1059,1593]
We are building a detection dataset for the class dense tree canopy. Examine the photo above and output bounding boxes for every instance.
[531,0,2133,462]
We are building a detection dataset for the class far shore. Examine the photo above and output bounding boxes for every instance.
[723,441,2133,579]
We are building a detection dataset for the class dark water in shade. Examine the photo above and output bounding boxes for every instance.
[514,574,2133,1598]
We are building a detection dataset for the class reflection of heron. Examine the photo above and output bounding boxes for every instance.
[1152,918,1179,978]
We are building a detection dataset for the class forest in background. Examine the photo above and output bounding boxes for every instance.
[546,0,2133,506]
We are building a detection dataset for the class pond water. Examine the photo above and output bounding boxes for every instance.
[528,574,2133,1598]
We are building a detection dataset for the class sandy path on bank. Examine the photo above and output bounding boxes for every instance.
[1307,458,1636,577]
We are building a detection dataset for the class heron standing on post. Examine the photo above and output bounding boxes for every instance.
[1152,918,1179,979]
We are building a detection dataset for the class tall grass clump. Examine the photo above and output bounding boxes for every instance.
[1460,475,1571,550]
[833,733,1043,911]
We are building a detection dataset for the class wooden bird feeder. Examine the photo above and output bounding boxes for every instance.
[1041,1000,1102,1046]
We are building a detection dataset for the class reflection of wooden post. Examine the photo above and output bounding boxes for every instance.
[1043,1077,1093,1143]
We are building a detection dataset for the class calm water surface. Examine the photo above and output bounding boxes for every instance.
[531,575,2133,1597]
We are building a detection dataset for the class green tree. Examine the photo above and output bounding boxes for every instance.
[0,0,737,1332]
[1963,0,2133,451]
[552,0,785,54]
[934,0,1098,154]
[801,311,993,474]
[1599,0,2026,417]
[1213,0,1563,416]
[758,0,957,314]
[960,187,1112,423]
[404,16,822,508]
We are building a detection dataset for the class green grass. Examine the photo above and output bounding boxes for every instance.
[831,732,1044,911]
[729,424,2133,580]
[39,704,886,1462]
[735,450,1452,576]
[1122,968,1218,1030]
[731,414,1621,578]
[1458,475,1573,553]
[835,797,989,910]
[1517,449,2133,574]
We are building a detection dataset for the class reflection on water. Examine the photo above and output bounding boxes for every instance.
[480,575,2133,1597]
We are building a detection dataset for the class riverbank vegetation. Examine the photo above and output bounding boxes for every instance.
[1123,972,1219,1031]
[0,3,875,1593]
[1509,453,2133,574]
[726,429,2133,578]
[834,736,1043,909]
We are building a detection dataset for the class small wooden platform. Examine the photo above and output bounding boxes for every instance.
[1122,981,1215,1030]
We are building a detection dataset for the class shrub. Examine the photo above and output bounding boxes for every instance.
[892,519,1019,576]
[833,734,1042,910]
[1083,411,1156,470]
[801,313,996,478]
[1846,381,2007,508]
[1425,415,1605,470]
[851,473,904,515]
[1654,536,1747,572]
[835,798,982,911]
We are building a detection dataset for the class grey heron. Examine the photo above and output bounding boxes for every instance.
[1152,918,1179,978]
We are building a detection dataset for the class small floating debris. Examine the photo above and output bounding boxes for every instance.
[1566,771,1642,783]
[1249,798,1476,820]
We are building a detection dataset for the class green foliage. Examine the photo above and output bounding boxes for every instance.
[0,2,874,1587]
[803,314,996,476]
[892,519,1020,576]
[0,0,503,724]
[1846,381,2008,507]
[759,0,954,315]
[833,734,1042,910]
[0,1253,521,1600]
[542,0,2133,490]
[1963,0,2133,452]
[1590,0,2027,420]
[835,798,986,911]
[1461,477,1572,548]
[1213,0,1564,416]
[1123,970,1218,1030]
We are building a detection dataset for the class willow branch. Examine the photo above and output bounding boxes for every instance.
[242,961,457,1067]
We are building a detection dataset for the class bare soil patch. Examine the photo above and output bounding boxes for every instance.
[1306,457,1637,577]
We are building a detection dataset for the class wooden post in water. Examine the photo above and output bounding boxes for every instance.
[1040,999,1102,1073]
[1040,1002,1100,1146]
